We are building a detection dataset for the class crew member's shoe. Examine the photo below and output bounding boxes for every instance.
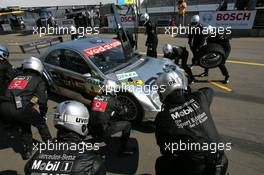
[223,76,230,84]
[198,72,208,77]
[22,144,33,160]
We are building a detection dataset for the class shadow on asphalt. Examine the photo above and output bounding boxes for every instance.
[0,170,18,175]
[88,137,139,174]
[220,134,264,155]
[214,91,264,105]
[0,121,25,160]
[132,121,156,133]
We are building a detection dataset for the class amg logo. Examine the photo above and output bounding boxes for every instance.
[76,118,89,123]
[32,160,60,171]
[171,106,194,119]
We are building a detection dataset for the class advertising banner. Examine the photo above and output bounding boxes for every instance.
[199,10,257,29]
[55,19,75,28]
[107,15,136,28]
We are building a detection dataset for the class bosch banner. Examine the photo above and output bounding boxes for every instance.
[199,10,257,29]
[107,15,137,28]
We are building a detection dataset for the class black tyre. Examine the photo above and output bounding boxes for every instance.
[116,93,144,124]
[197,43,226,69]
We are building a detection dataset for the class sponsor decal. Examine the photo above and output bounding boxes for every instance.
[91,100,108,112]
[31,160,74,172]
[116,72,138,80]
[120,80,143,86]
[200,10,257,29]
[170,99,208,128]
[75,117,89,124]
[32,160,61,171]
[84,40,121,56]
[8,76,31,90]
[168,77,182,87]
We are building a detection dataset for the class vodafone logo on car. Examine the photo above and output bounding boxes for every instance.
[84,40,121,56]
[216,12,251,21]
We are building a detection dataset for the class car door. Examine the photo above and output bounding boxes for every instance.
[44,48,103,99]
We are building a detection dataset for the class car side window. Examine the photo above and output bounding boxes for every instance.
[44,49,62,66]
[64,49,91,74]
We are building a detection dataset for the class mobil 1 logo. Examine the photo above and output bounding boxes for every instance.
[31,160,73,173]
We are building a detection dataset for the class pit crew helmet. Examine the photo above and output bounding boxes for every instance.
[163,43,173,56]
[156,70,188,102]
[190,15,200,26]
[140,13,150,25]
[22,56,44,75]
[0,45,9,60]
[54,101,89,136]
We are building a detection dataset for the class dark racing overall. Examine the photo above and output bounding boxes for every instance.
[155,88,228,175]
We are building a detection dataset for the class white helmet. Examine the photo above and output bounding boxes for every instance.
[140,13,150,24]
[163,43,173,55]
[22,56,44,75]
[156,70,188,102]
[54,101,90,136]
[190,15,200,26]
[0,45,9,59]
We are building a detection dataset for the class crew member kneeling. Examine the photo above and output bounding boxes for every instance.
[0,57,51,159]
[163,43,195,83]
[89,80,135,156]
[25,101,106,175]
[155,70,228,175]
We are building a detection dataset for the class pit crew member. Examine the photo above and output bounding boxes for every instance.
[155,70,229,175]
[25,101,106,175]
[0,57,51,159]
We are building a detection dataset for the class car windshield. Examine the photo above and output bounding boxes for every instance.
[89,45,133,73]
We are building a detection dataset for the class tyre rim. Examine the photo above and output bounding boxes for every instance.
[117,95,138,121]
[200,52,223,68]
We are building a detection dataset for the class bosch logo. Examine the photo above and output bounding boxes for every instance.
[202,13,213,23]
[120,16,135,23]
[216,12,251,21]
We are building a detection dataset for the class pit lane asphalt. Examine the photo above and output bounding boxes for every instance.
[0,33,263,175]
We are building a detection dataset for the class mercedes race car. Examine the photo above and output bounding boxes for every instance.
[40,36,183,123]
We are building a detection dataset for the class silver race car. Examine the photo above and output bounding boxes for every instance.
[40,36,184,123]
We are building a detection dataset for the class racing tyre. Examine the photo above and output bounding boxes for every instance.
[116,93,144,124]
[197,43,226,69]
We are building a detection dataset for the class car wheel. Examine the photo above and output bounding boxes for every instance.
[116,93,144,124]
[198,43,226,69]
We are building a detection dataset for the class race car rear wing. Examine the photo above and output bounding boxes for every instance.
[19,36,63,54]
